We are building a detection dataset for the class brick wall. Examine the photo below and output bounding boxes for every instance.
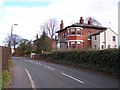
[83,28,98,49]
[0,46,10,71]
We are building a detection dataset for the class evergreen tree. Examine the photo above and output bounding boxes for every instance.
[36,31,52,54]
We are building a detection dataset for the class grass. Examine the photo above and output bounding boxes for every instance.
[9,60,13,69]
[2,59,13,90]
[0,73,2,90]
[2,70,10,90]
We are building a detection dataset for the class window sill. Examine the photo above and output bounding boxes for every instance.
[66,35,83,37]
[87,39,91,40]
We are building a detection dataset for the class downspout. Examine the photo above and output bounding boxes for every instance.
[104,30,106,49]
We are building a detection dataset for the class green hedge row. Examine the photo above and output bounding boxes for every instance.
[45,49,119,76]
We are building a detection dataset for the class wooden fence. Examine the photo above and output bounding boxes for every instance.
[0,46,10,71]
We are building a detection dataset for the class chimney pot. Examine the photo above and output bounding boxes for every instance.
[80,17,84,24]
[60,20,64,30]
[88,17,92,25]
[36,34,38,40]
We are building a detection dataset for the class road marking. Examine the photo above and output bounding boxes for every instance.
[25,68,37,90]
[30,61,33,63]
[35,62,38,64]
[38,63,42,65]
[35,62,42,65]
[61,72,84,84]
[44,65,55,71]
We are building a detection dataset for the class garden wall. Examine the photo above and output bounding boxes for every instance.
[0,46,10,71]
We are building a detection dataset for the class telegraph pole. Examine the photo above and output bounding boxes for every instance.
[10,24,18,56]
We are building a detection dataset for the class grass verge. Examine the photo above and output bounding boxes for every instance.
[2,70,10,89]
[2,60,13,90]
[0,73,2,90]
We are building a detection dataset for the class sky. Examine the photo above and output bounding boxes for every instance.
[0,0,119,46]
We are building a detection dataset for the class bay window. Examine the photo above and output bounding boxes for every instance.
[77,28,81,35]
[70,29,75,35]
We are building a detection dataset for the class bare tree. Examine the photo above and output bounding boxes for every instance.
[40,18,58,39]
[85,17,102,26]
[40,24,47,36]
[3,34,22,50]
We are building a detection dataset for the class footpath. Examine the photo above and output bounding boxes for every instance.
[10,63,31,88]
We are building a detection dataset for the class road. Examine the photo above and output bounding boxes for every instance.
[11,57,118,88]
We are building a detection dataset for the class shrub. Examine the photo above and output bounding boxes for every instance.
[44,49,119,76]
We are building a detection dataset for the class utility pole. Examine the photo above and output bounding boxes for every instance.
[10,24,18,56]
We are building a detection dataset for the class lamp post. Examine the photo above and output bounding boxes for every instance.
[10,24,18,56]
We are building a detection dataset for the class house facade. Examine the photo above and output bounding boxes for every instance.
[91,28,118,50]
[56,17,107,50]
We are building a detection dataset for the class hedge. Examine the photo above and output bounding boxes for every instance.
[44,49,119,76]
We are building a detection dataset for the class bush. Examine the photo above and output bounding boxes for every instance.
[44,49,119,76]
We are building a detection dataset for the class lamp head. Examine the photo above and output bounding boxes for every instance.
[13,24,18,26]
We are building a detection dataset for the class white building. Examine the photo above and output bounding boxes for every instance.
[118,1,120,48]
[91,28,118,50]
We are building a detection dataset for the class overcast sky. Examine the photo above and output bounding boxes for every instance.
[0,0,119,46]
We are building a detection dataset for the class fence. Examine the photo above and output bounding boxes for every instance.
[0,46,10,71]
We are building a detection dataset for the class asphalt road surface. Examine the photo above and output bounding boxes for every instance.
[11,57,119,88]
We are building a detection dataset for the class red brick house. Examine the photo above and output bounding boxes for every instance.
[56,17,107,50]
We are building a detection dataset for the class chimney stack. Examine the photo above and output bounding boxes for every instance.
[88,17,92,25]
[36,34,38,40]
[79,17,84,24]
[60,20,64,30]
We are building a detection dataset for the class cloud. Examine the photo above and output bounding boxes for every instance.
[0,0,3,6]
[0,0,119,45]
[4,0,53,2]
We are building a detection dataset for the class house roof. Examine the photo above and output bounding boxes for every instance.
[108,28,118,35]
[56,23,107,33]
[91,30,105,36]
[91,28,118,36]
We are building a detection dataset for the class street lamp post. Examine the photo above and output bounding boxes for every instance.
[10,24,18,56]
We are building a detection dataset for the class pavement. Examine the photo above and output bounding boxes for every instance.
[11,61,31,88]
[10,57,119,89]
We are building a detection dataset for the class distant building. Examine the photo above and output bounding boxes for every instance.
[118,1,120,48]
[91,28,118,50]
[32,37,57,52]
[56,17,107,50]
